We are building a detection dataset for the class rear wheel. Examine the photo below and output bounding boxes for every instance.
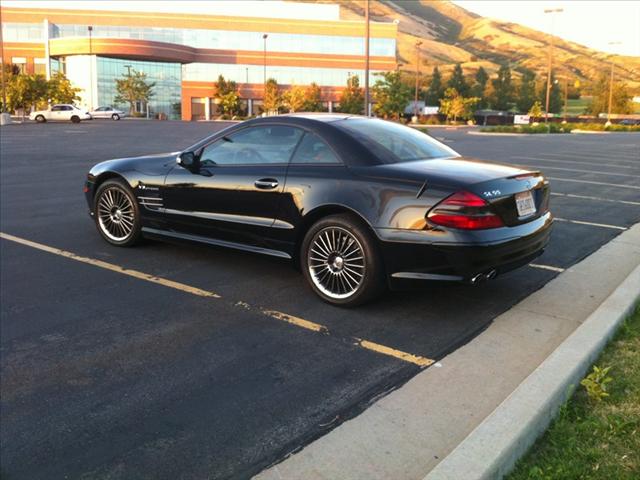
[35,115,46,123]
[112,113,120,121]
[71,115,80,123]
[94,179,142,247]
[301,214,385,307]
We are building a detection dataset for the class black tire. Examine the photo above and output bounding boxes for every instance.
[112,113,120,121]
[35,115,46,123]
[94,178,142,247]
[71,115,80,123]
[301,213,385,307]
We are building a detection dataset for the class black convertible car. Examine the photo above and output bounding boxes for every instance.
[85,114,552,306]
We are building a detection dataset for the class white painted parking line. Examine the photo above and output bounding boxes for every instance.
[0,231,434,368]
[515,156,640,171]
[529,263,565,273]
[538,152,639,164]
[546,176,640,190]
[550,192,640,207]
[554,218,627,230]
[515,163,639,178]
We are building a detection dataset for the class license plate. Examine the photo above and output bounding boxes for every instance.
[515,190,536,217]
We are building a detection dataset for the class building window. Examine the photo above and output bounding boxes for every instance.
[95,57,181,120]
[11,57,27,74]
[34,58,47,75]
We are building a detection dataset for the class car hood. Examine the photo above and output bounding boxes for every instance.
[352,156,537,189]
[90,151,180,177]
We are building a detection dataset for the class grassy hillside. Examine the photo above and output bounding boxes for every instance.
[295,0,640,93]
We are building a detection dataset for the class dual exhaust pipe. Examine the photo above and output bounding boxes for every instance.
[469,269,498,286]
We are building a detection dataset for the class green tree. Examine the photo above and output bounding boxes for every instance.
[424,66,444,106]
[47,72,81,105]
[471,66,488,108]
[302,82,323,111]
[447,63,469,97]
[491,64,514,111]
[587,74,634,115]
[6,73,48,118]
[517,70,537,113]
[549,75,563,114]
[214,75,240,116]
[528,100,543,118]
[338,74,364,114]
[282,85,306,112]
[372,71,412,119]
[439,87,479,123]
[114,69,155,116]
[263,78,281,113]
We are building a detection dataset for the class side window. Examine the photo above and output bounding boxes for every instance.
[51,105,62,111]
[290,132,340,164]
[63,106,73,111]
[200,126,302,166]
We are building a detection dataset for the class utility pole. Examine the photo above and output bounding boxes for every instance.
[607,41,622,125]
[413,40,422,121]
[543,8,563,124]
[364,0,370,116]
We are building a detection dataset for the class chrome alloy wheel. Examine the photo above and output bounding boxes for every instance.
[308,226,366,299]
[97,187,135,242]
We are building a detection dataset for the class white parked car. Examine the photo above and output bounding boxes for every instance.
[30,104,91,123]
[90,106,127,120]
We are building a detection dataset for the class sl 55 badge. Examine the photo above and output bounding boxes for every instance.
[483,190,501,198]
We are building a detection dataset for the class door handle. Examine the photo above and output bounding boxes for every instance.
[255,178,279,190]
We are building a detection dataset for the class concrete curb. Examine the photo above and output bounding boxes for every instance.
[424,264,640,480]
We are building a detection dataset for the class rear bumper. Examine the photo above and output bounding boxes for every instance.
[377,212,553,281]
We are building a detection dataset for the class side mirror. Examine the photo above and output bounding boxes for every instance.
[178,151,197,169]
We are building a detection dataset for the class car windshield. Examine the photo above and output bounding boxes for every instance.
[335,118,459,164]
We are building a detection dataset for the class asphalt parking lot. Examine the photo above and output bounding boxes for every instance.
[1,120,639,479]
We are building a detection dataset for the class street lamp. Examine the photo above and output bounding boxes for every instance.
[543,8,563,124]
[363,0,370,116]
[413,40,423,122]
[262,34,268,100]
[607,41,622,125]
[88,25,94,111]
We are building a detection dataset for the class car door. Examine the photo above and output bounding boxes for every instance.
[49,105,64,120]
[93,107,106,118]
[161,124,303,252]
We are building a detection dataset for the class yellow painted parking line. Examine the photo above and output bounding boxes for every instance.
[261,310,328,334]
[0,232,220,298]
[356,339,434,367]
[1,231,435,368]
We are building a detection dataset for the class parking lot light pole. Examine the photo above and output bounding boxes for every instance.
[262,34,268,101]
[607,41,622,125]
[88,26,94,111]
[543,8,563,124]
[413,40,422,122]
[364,0,370,117]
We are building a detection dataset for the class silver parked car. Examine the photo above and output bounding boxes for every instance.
[90,106,127,120]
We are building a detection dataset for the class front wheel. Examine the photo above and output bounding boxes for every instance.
[35,115,46,123]
[71,115,80,123]
[301,214,385,307]
[94,179,142,247]
[112,113,120,121]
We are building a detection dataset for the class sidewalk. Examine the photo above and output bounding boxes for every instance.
[255,223,640,480]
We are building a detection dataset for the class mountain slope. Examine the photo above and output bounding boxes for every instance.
[297,0,640,93]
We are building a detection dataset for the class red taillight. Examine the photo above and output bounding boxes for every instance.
[427,191,504,230]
